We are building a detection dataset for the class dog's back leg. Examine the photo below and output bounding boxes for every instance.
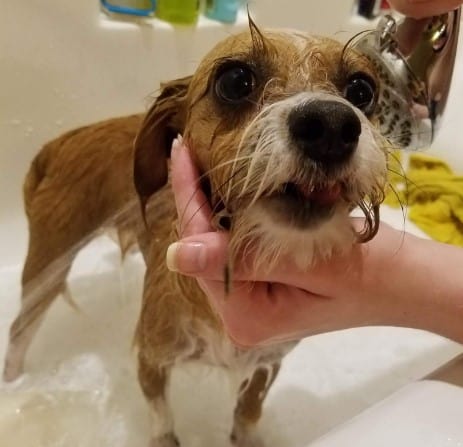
[231,363,281,447]
[2,222,79,382]
[3,164,100,381]
[138,354,180,447]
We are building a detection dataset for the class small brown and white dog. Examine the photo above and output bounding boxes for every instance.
[4,21,388,447]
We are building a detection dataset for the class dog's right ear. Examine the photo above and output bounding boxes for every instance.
[134,75,192,213]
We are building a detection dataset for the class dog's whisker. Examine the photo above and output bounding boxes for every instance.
[356,199,379,243]
[177,160,252,235]
[198,156,254,183]
[341,29,376,63]
[248,142,278,207]
[385,128,433,141]
[387,181,408,222]
[227,138,251,202]
[239,114,283,197]
[387,167,415,185]
[386,150,426,193]
[386,168,416,195]
[226,105,279,201]
[179,166,248,237]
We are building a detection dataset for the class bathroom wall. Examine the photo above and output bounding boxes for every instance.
[1,0,462,267]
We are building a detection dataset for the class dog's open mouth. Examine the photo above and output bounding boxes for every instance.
[281,182,342,206]
[261,181,345,228]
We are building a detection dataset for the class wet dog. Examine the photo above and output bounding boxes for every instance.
[4,21,388,447]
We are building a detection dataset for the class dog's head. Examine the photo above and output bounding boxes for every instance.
[134,21,389,268]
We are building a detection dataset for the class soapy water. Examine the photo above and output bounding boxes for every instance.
[0,206,462,447]
[0,236,150,447]
[0,355,128,447]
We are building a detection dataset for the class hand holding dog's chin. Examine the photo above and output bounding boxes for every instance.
[168,141,463,347]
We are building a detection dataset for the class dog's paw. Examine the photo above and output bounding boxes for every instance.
[2,357,24,383]
[230,428,265,447]
[149,432,180,447]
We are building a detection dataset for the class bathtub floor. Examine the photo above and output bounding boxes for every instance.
[1,206,462,447]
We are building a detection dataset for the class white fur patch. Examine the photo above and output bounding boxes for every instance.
[241,205,356,269]
[159,318,292,392]
[149,397,174,438]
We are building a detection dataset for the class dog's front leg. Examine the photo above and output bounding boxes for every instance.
[138,354,179,447]
[231,363,280,447]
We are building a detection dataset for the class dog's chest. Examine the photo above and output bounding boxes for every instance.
[180,318,294,378]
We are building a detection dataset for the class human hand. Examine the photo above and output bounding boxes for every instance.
[167,140,419,347]
[388,0,462,18]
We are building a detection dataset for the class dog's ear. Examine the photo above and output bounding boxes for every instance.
[134,75,192,212]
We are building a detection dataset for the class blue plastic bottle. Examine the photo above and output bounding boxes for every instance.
[205,0,240,24]
[101,0,156,17]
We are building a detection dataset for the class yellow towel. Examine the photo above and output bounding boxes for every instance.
[385,152,463,246]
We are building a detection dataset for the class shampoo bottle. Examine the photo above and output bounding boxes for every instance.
[205,0,240,24]
[156,0,200,24]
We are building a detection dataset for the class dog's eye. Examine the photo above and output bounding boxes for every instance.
[215,64,256,103]
[344,73,376,114]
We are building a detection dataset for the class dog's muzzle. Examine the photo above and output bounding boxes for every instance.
[288,100,362,167]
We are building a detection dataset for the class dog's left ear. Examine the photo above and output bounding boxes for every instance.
[134,75,192,211]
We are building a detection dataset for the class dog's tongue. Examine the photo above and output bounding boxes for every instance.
[298,183,342,205]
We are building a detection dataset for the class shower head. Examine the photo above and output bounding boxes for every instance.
[354,7,461,149]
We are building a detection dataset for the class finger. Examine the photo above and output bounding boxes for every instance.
[204,280,332,347]
[171,138,213,236]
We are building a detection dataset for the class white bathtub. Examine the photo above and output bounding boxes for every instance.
[1,1,463,446]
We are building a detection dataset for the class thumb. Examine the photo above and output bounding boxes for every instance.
[166,232,230,278]
[165,217,375,287]
[165,230,324,289]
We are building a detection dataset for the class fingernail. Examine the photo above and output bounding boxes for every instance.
[171,137,180,152]
[166,242,206,273]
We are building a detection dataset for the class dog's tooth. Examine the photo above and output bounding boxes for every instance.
[177,133,184,144]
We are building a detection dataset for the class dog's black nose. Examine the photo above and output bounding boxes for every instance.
[288,100,361,165]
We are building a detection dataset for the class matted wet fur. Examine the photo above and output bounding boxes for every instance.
[4,19,390,447]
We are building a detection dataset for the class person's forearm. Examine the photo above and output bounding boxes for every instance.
[385,235,463,344]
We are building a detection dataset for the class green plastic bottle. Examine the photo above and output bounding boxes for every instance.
[156,0,200,25]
